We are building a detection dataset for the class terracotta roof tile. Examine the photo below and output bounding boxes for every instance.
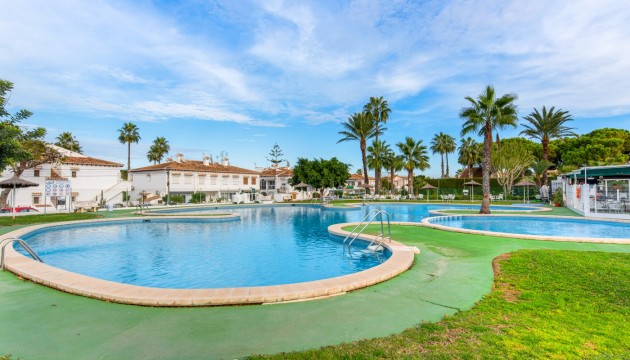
[260,167,293,177]
[61,156,123,167]
[130,160,259,175]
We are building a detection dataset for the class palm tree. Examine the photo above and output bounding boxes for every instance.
[396,137,430,196]
[383,149,404,194]
[367,140,389,193]
[460,85,518,214]
[338,112,380,186]
[364,96,391,193]
[147,136,170,164]
[443,134,456,177]
[430,133,446,178]
[520,106,576,185]
[118,122,141,174]
[458,137,480,178]
[55,131,82,153]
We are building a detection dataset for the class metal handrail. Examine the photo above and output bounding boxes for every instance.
[136,203,151,214]
[343,209,391,256]
[1,238,44,270]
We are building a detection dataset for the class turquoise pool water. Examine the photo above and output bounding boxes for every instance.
[18,204,537,289]
[427,215,630,239]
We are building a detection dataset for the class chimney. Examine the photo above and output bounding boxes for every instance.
[175,153,184,163]
[203,155,210,166]
[165,156,173,162]
[221,155,230,166]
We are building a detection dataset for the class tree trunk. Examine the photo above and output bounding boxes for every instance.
[0,188,10,208]
[440,153,445,178]
[445,153,450,178]
[408,170,414,196]
[390,169,395,195]
[480,121,492,214]
[541,138,549,185]
[374,123,380,195]
[361,141,369,191]
[127,142,131,173]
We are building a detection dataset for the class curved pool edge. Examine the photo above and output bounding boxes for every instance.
[427,206,550,216]
[1,217,416,307]
[422,214,630,244]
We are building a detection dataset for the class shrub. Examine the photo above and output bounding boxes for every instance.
[552,188,564,206]
[190,192,206,203]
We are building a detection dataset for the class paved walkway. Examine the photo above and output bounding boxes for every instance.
[1,225,628,359]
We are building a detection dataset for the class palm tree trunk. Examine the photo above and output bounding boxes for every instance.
[390,168,395,195]
[361,141,369,190]
[440,153,445,178]
[445,153,450,177]
[481,122,492,214]
[408,170,413,196]
[542,138,549,185]
[127,142,131,173]
[374,123,380,195]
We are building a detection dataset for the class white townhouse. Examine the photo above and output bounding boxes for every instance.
[345,173,375,195]
[129,154,260,204]
[257,165,314,202]
[0,145,126,210]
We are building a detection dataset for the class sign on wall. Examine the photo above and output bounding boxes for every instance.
[45,180,72,197]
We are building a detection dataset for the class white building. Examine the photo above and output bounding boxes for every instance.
[345,173,375,195]
[129,154,260,204]
[257,165,313,202]
[1,145,126,210]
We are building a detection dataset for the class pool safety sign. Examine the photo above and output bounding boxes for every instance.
[45,180,71,197]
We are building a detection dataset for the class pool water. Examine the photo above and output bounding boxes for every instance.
[18,204,536,289]
[428,215,630,239]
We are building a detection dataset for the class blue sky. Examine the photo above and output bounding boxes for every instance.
[2,0,630,177]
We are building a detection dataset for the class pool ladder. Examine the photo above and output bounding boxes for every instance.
[343,209,392,257]
[136,203,151,214]
[0,238,44,270]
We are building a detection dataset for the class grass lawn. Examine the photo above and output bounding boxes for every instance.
[252,250,630,359]
[0,212,103,227]
[438,206,580,217]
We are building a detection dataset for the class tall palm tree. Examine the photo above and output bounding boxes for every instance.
[396,137,430,196]
[55,131,82,153]
[338,112,380,186]
[367,140,389,193]
[383,149,404,194]
[147,136,170,164]
[443,134,456,177]
[520,106,576,185]
[118,122,141,174]
[460,85,518,214]
[430,133,446,178]
[364,96,391,193]
[458,137,480,178]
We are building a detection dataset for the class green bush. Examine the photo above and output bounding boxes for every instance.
[552,188,564,206]
[190,192,206,203]
[162,195,185,204]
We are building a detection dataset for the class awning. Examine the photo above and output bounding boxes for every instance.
[570,165,630,179]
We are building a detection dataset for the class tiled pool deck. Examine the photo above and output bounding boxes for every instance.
[1,217,416,306]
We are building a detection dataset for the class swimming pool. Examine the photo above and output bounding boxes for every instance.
[425,215,630,242]
[18,208,390,289]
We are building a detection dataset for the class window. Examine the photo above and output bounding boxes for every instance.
[184,175,192,185]
[243,177,249,185]
[172,174,180,184]
[199,175,205,185]
[252,177,257,185]
[232,176,239,185]
[71,171,77,178]
[32,196,40,204]
[210,176,217,185]
[221,176,229,186]
[34,169,40,177]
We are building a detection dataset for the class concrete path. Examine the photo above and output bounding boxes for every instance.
[1,225,628,359]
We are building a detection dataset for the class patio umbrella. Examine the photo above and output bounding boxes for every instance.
[514,179,536,204]
[293,182,310,190]
[420,183,436,203]
[463,180,482,202]
[0,175,39,219]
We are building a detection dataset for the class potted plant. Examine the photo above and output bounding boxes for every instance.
[552,188,564,207]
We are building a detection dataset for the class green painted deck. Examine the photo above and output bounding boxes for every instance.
[1,224,628,359]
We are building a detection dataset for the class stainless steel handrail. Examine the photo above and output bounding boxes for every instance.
[343,209,391,256]
[1,238,44,270]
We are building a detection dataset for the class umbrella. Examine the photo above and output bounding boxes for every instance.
[463,180,482,202]
[514,179,536,204]
[293,182,310,191]
[0,175,39,219]
[420,183,436,203]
